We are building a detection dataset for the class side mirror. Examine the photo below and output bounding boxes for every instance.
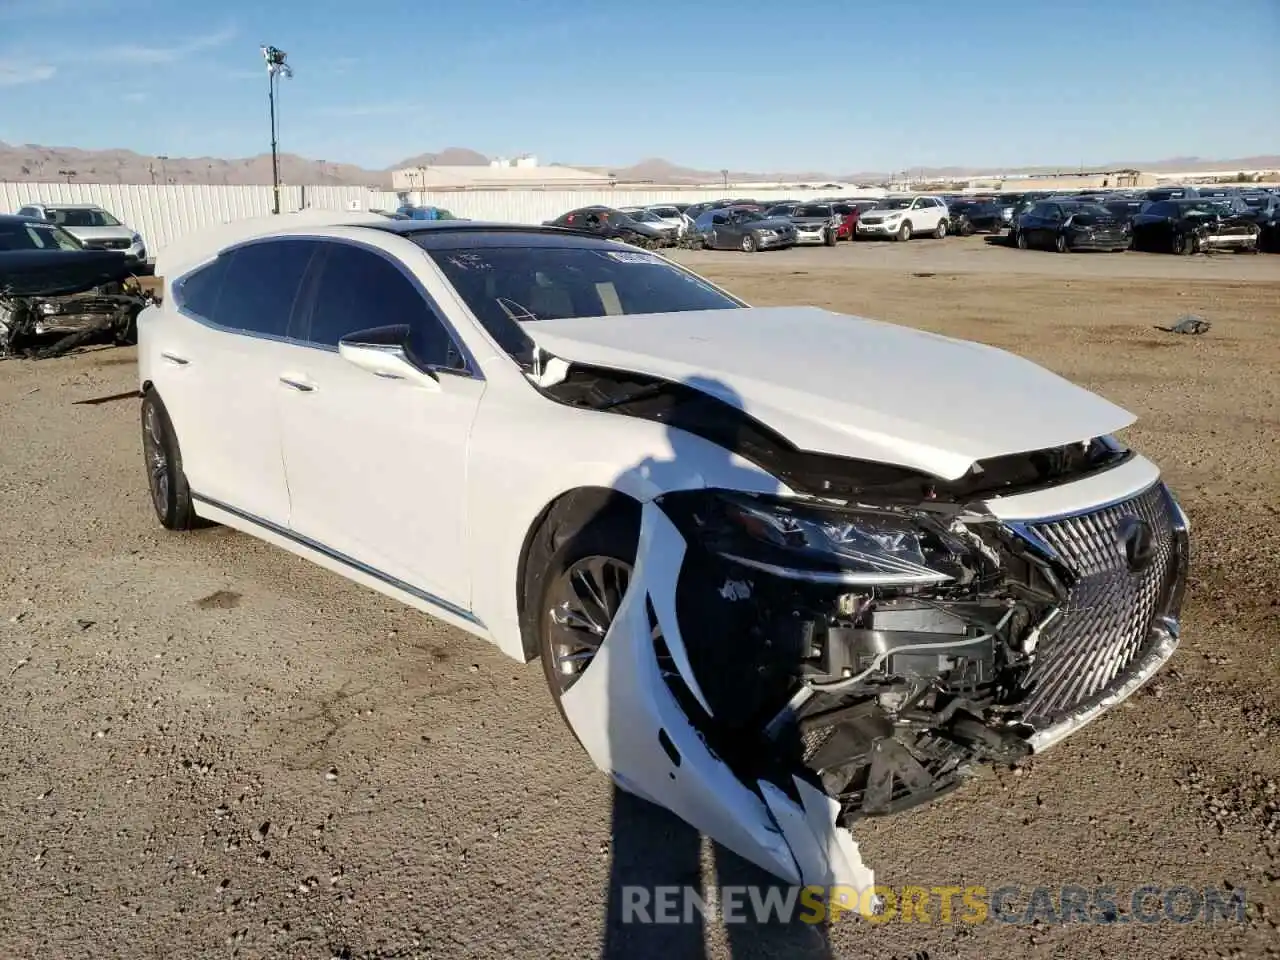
[337,324,439,389]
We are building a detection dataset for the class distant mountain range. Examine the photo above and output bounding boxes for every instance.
[1,141,1276,187]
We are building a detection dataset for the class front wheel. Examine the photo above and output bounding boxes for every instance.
[1055,233,1070,253]
[896,221,912,242]
[536,510,639,713]
[1175,232,1197,255]
[823,228,837,246]
[741,233,758,253]
[140,391,203,531]
[1016,230,1029,250]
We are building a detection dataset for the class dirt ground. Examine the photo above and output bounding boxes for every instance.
[1,236,1277,960]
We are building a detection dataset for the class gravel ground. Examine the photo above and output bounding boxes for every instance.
[1,236,1277,959]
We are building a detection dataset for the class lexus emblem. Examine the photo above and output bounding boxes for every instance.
[1117,516,1155,573]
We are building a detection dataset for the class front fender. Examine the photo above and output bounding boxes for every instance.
[465,392,786,661]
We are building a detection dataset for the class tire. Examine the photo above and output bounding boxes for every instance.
[933,219,947,239]
[140,390,203,531]
[741,233,758,253]
[535,509,639,723]
[1016,230,1028,250]
[1055,233,1070,253]
[823,228,837,247]
[896,221,912,242]
[1175,232,1197,256]
[113,311,139,346]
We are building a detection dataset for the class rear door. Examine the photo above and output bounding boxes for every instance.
[159,239,319,525]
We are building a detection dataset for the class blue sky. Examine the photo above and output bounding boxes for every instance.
[1,0,1277,172]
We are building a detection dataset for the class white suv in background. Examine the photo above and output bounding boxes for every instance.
[855,196,950,241]
[16,202,148,265]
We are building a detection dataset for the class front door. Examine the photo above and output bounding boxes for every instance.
[278,239,484,610]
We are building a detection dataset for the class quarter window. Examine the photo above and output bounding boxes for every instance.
[212,240,318,338]
[175,257,229,320]
[305,242,462,369]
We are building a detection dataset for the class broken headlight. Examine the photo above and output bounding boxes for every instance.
[659,490,983,587]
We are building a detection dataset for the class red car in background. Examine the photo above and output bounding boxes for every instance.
[835,199,884,240]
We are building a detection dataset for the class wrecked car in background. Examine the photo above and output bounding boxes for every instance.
[137,217,1190,898]
[1129,198,1261,254]
[0,214,155,358]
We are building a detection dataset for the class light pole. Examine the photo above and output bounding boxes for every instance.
[58,169,76,184]
[261,44,293,214]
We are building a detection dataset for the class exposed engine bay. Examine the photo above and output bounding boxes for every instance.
[541,359,1189,887]
[0,250,158,359]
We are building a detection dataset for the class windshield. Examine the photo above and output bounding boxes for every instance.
[0,221,84,251]
[793,205,832,218]
[626,209,663,223]
[425,244,742,363]
[875,198,914,211]
[46,207,122,228]
[647,207,679,218]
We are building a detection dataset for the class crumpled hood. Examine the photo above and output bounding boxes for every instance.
[527,305,1136,480]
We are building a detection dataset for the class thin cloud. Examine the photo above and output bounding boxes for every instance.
[99,24,237,65]
[0,59,56,85]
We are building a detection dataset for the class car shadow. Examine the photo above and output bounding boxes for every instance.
[983,233,1017,248]
[584,376,836,960]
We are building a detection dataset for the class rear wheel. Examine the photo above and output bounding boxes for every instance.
[933,219,948,239]
[1175,232,1197,255]
[140,390,203,531]
[1055,233,1070,253]
[1016,230,1029,250]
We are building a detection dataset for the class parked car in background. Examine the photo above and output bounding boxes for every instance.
[1129,198,1260,254]
[543,206,673,248]
[947,199,1006,235]
[621,208,680,244]
[833,200,879,240]
[856,196,949,241]
[1014,201,1130,252]
[788,203,841,246]
[17,202,148,267]
[643,205,691,237]
[1237,192,1280,252]
[691,206,796,251]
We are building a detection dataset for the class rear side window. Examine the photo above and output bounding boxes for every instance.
[175,257,229,319]
[213,239,318,338]
[304,242,462,369]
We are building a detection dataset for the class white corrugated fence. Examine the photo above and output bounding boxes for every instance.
[1,182,859,255]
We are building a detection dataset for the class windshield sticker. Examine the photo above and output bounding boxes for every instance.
[600,250,663,265]
[443,253,493,271]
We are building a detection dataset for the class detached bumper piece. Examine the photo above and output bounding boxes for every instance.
[558,480,1187,897]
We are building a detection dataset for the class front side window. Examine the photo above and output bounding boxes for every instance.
[213,239,318,338]
[306,243,461,370]
[426,243,742,366]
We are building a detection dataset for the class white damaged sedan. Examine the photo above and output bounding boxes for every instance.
[137,214,1189,900]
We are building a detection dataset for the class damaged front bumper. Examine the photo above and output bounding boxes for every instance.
[558,466,1189,902]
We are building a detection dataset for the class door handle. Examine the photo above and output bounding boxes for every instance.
[279,375,316,393]
[160,351,189,366]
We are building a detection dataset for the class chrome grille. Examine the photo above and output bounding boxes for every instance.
[1015,483,1179,725]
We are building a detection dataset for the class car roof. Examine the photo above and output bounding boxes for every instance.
[34,202,103,209]
[367,221,635,250]
[0,213,49,225]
